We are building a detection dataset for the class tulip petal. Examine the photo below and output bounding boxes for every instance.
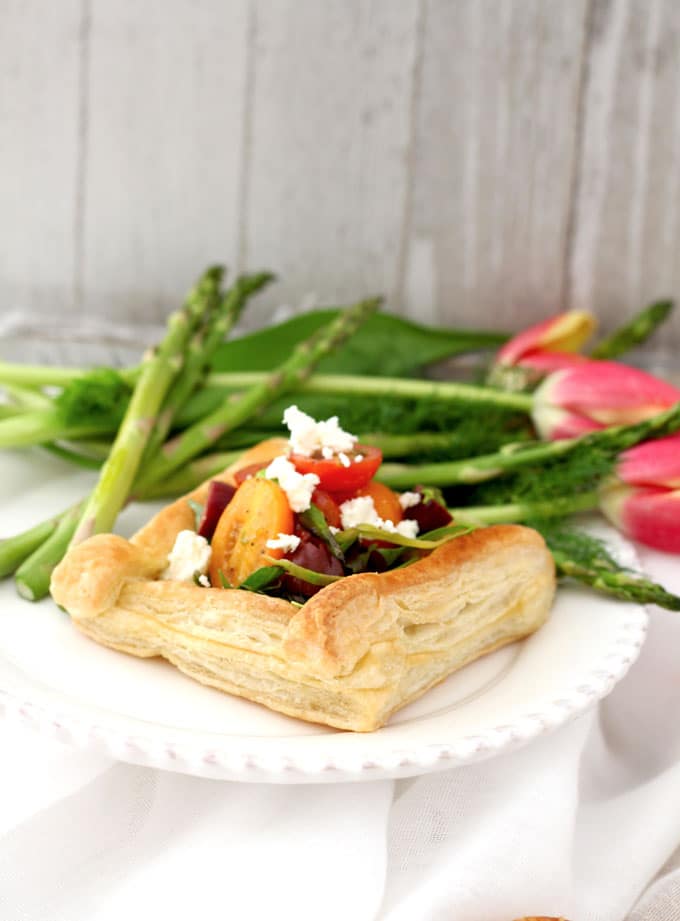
[545,360,680,426]
[531,402,603,441]
[517,349,589,374]
[618,433,680,488]
[497,310,596,366]
[600,482,680,553]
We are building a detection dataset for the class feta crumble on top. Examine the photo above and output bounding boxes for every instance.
[283,405,356,458]
[339,496,420,539]
[264,455,319,512]
[398,491,421,510]
[265,532,302,553]
[162,530,212,582]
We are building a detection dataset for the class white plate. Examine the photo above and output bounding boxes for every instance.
[0,451,648,783]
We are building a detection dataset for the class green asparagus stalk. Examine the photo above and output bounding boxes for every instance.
[551,550,680,610]
[0,410,117,448]
[133,297,383,491]
[448,491,600,525]
[590,300,674,359]
[70,267,224,546]
[136,451,242,499]
[197,371,534,413]
[377,402,680,488]
[140,271,273,468]
[1,382,53,410]
[0,516,61,578]
[14,503,84,601]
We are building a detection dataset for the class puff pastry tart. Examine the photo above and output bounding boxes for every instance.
[51,438,556,732]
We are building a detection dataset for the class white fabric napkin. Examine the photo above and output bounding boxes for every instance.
[0,548,678,921]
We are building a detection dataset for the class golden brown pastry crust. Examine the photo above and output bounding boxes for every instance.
[51,439,556,731]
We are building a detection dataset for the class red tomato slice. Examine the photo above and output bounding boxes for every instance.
[289,444,382,493]
[310,488,342,528]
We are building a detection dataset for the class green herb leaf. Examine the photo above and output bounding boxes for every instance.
[298,503,344,560]
[239,565,283,592]
[262,555,342,586]
[218,570,232,589]
[55,369,132,428]
[350,523,475,549]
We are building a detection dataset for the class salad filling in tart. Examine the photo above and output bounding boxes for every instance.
[51,408,555,731]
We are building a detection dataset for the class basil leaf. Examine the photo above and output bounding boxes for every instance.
[298,503,344,560]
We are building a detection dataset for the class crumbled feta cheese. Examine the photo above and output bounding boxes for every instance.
[283,405,356,457]
[321,446,334,460]
[338,452,351,468]
[354,453,364,463]
[264,455,320,512]
[265,532,302,553]
[399,491,422,510]
[329,525,341,535]
[197,574,211,588]
[162,530,212,583]
[339,496,420,538]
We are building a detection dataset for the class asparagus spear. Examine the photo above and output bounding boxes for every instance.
[0,516,61,579]
[133,297,383,491]
[590,300,674,359]
[449,492,600,525]
[140,271,274,468]
[197,371,534,413]
[70,266,224,546]
[376,402,680,488]
[15,504,84,601]
[551,549,680,610]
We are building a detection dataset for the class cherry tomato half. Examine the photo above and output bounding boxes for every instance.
[289,444,382,493]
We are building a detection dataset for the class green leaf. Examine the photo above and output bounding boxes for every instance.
[212,310,508,378]
[218,570,232,589]
[239,565,283,592]
[298,503,344,560]
[352,523,475,549]
[262,555,342,586]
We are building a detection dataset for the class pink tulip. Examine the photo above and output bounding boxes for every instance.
[600,483,680,554]
[617,433,680,488]
[533,360,680,441]
[497,310,596,366]
[515,349,589,374]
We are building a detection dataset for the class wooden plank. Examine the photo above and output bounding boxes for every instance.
[241,0,421,327]
[567,0,680,345]
[81,0,250,323]
[0,0,82,316]
[403,0,589,329]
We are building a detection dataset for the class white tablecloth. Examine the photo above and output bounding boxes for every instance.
[0,546,678,921]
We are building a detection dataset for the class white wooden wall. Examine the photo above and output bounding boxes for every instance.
[2,0,680,344]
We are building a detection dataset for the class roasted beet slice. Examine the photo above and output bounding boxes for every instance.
[407,489,453,533]
[282,537,344,598]
[197,481,237,540]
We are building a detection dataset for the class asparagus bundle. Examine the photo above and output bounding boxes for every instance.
[0,287,678,612]
[4,293,381,600]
